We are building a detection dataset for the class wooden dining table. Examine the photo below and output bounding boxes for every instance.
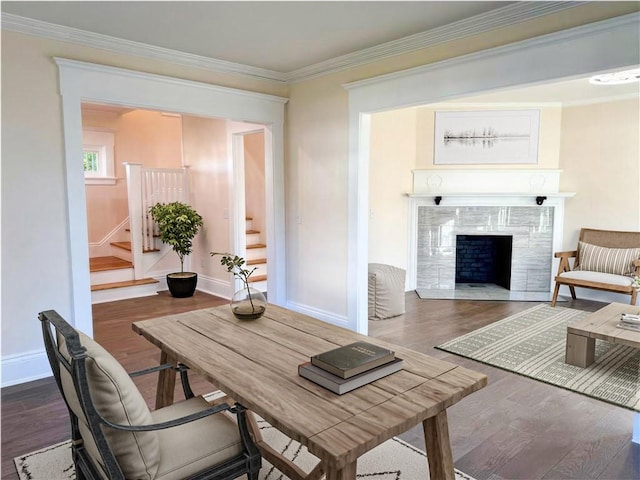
[132,304,487,480]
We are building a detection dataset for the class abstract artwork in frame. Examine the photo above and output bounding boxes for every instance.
[434,110,540,165]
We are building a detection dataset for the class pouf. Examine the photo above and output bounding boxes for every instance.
[368,263,406,320]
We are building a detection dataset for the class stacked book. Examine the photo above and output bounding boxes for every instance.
[617,313,640,332]
[298,341,403,395]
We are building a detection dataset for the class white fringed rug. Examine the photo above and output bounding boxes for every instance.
[15,417,475,479]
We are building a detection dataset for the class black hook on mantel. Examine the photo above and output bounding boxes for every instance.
[434,196,442,205]
[536,196,547,206]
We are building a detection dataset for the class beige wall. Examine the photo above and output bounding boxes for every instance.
[560,98,640,247]
[2,2,638,371]
[244,132,266,244]
[368,108,417,271]
[82,109,183,245]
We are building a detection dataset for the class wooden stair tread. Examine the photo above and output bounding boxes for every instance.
[90,256,132,272]
[247,243,266,249]
[248,274,267,283]
[126,228,159,237]
[246,258,267,265]
[111,241,159,253]
[246,230,260,234]
[91,278,159,292]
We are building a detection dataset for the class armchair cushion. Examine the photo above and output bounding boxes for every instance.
[152,397,243,480]
[558,270,636,287]
[58,330,160,479]
[575,241,640,276]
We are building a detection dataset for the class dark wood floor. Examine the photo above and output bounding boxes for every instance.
[2,292,638,479]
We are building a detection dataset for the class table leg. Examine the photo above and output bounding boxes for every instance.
[565,332,595,367]
[423,410,455,480]
[324,461,356,480]
[155,350,176,409]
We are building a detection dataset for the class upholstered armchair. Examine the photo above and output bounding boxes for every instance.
[39,310,261,480]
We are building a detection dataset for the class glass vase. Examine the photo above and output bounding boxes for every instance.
[231,286,266,320]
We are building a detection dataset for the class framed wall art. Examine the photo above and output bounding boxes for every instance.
[434,109,540,165]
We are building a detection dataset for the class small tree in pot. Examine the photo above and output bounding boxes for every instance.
[149,201,204,298]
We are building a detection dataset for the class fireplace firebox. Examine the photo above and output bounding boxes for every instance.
[455,235,513,289]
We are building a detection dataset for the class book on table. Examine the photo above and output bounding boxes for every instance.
[617,313,640,332]
[310,341,395,379]
[298,358,404,395]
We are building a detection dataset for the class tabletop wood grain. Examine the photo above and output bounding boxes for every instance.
[133,304,487,477]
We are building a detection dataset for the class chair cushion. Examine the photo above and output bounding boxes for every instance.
[368,263,406,320]
[558,270,635,287]
[575,241,640,276]
[152,396,244,480]
[58,330,160,479]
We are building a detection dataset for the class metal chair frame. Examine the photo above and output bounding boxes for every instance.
[39,310,261,480]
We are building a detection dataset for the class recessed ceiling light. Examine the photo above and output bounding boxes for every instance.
[589,68,640,85]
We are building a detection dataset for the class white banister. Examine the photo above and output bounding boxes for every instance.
[125,164,190,278]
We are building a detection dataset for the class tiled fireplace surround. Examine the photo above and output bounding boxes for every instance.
[407,169,572,296]
[416,205,554,291]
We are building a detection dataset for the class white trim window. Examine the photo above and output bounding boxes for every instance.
[83,129,116,185]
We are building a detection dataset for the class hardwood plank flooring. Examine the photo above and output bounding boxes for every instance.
[2,291,638,479]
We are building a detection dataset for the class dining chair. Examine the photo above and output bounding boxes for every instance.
[39,309,261,480]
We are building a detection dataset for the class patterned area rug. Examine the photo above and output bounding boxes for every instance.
[14,417,475,479]
[436,304,640,411]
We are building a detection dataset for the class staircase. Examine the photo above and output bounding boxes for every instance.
[90,252,158,304]
[245,217,267,292]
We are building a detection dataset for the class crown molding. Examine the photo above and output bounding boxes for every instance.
[1,2,589,85]
[285,1,585,83]
[343,12,640,91]
[1,13,288,84]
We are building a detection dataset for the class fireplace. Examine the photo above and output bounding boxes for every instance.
[455,235,513,289]
[407,169,572,300]
[415,205,553,291]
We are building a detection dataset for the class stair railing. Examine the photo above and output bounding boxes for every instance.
[124,163,190,279]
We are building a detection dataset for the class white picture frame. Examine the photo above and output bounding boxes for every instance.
[434,110,540,165]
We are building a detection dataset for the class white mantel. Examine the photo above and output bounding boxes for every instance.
[411,168,572,195]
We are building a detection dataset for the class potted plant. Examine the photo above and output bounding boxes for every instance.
[149,201,204,298]
[211,252,266,320]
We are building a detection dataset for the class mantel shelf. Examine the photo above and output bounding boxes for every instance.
[406,192,576,198]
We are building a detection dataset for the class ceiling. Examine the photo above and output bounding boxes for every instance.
[1,1,513,72]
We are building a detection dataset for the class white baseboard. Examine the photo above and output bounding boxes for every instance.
[195,275,232,300]
[1,349,51,387]
[284,301,350,329]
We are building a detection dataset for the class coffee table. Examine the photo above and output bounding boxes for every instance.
[565,302,640,368]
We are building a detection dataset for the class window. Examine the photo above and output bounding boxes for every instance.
[83,129,116,185]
